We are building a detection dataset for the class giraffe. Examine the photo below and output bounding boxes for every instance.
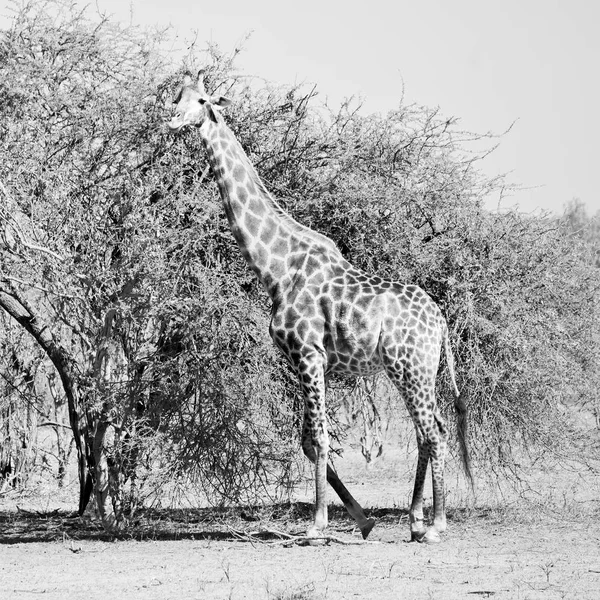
[168,71,471,544]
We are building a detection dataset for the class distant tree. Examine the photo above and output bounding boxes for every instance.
[562,198,600,266]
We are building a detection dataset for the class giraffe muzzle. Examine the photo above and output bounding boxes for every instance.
[167,117,184,131]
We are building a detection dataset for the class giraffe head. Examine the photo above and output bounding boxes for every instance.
[168,70,231,132]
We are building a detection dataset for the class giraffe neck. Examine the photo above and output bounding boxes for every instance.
[199,114,339,299]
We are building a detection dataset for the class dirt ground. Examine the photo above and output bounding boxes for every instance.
[1,503,599,600]
[2,449,600,600]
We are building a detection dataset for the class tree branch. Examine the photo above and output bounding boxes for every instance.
[0,181,65,262]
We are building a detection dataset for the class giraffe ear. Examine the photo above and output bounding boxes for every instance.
[210,95,232,109]
[182,73,193,87]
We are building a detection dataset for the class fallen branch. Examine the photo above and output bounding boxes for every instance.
[226,526,378,546]
[285,533,375,547]
[16,506,61,517]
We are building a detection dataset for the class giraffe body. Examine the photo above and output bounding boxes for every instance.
[169,72,470,543]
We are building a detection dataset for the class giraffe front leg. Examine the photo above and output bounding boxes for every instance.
[311,436,328,537]
[299,359,329,540]
[326,465,376,539]
[302,405,376,540]
[302,420,328,539]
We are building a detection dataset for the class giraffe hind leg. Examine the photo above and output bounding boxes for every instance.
[428,408,449,537]
[385,358,448,544]
[409,399,448,544]
[409,440,429,541]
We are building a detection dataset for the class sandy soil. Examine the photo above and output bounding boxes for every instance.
[1,499,599,600]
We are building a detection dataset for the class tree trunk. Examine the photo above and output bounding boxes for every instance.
[92,416,126,529]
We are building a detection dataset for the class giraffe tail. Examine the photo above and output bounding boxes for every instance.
[443,324,474,488]
[454,390,474,489]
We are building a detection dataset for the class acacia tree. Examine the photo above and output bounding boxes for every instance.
[0,0,167,520]
[0,1,302,525]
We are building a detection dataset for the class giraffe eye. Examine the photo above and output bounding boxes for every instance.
[198,98,206,104]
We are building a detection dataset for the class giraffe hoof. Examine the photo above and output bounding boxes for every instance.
[411,529,427,543]
[360,518,376,540]
[421,528,442,544]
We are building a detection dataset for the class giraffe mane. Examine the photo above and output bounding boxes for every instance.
[217,113,341,256]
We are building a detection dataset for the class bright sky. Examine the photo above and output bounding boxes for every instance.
[3,0,599,215]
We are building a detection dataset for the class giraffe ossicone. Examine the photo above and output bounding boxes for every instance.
[168,70,472,543]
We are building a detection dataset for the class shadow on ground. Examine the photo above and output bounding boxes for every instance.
[0,502,429,545]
